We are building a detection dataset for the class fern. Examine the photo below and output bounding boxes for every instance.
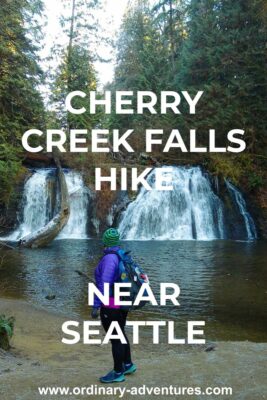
[0,315,15,338]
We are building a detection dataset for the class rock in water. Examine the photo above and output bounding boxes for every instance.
[45,295,56,301]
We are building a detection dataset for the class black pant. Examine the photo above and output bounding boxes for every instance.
[100,307,132,373]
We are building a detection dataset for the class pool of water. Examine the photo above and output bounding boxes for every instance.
[0,240,266,341]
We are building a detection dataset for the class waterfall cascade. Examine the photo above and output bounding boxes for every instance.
[119,166,257,241]
[2,166,257,242]
[5,169,89,241]
[6,169,52,241]
[225,180,257,240]
[57,171,89,239]
[119,167,225,240]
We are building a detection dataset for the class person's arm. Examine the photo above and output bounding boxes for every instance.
[93,254,118,309]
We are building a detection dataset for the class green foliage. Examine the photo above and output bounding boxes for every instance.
[152,0,186,75]
[0,161,24,206]
[206,154,243,184]
[59,0,104,56]
[50,45,99,130]
[0,315,15,350]
[0,0,45,206]
[107,1,186,136]
[178,0,267,149]
[0,0,266,210]
[0,315,14,338]
[109,0,267,184]
[48,0,104,131]
[248,172,264,191]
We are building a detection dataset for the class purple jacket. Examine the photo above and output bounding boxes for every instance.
[93,246,121,308]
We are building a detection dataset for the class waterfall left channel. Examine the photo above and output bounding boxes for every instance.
[5,169,90,241]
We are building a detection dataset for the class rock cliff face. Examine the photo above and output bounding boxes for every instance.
[209,174,266,239]
[215,180,251,239]
[0,171,28,235]
[23,152,55,168]
[0,153,56,235]
[246,188,267,239]
[88,190,130,237]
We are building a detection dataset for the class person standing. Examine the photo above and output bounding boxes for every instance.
[91,228,137,383]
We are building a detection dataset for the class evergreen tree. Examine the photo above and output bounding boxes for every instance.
[49,0,103,130]
[0,0,45,205]
[178,0,267,151]
[152,0,186,77]
[177,0,224,135]
[217,0,267,152]
[109,1,170,132]
[51,45,99,130]
[60,0,103,55]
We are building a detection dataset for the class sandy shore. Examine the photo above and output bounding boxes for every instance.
[0,298,267,400]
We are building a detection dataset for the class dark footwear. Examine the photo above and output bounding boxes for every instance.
[100,370,125,383]
[124,363,137,375]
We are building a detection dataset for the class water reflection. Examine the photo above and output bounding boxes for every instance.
[0,240,266,341]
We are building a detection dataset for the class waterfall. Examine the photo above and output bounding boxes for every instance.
[2,166,257,242]
[57,171,89,239]
[5,169,52,241]
[225,180,257,240]
[119,166,226,240]
[3,169,89,241]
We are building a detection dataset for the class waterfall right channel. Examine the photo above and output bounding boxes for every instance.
[119,166,257,241]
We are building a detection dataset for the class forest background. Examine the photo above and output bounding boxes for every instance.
[0,0,266,235]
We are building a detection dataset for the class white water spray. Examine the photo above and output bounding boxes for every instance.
[4,170,51,240]
[1,166,257,242]
[57,171,89,239]
[3,169,89,241]
[119,166,226,240]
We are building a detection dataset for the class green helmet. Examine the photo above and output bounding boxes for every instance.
[102,228,120,247]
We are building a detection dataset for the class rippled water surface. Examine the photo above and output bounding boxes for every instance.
[0,240,266,341]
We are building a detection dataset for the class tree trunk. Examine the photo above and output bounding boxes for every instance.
[169,0,175,71]
[20,164,70,248]
[67,0,76,78]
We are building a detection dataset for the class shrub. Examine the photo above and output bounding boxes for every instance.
[248,172,264,190]
[0,315,15,350]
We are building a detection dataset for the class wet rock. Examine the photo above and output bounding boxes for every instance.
[0,170,28,234]
[89,190,130,236]
[205,344,216,352]
[219,181,248,239]
[23,152,55,168]
[45,295,56,300]
[31,361,41,366]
